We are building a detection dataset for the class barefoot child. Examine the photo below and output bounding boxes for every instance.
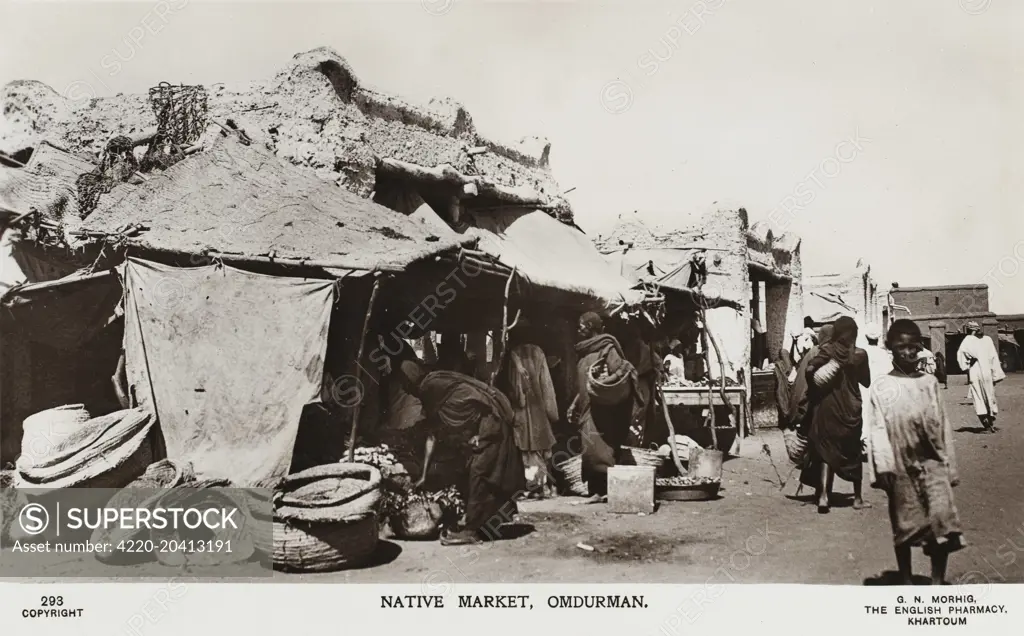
[865,319,964,584]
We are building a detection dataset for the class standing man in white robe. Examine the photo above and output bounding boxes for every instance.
[957,321,1005,433]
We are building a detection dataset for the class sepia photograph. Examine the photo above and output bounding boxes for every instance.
[0,0,1021,631]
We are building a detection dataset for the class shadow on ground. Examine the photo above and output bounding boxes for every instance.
[495,523,535,540]
[955,426,991,435]
[357,540,403,569]
[863,571,934,585]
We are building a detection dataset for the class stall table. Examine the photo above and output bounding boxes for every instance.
[661,386,748,438]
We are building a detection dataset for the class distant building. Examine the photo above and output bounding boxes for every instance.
[998,314,1024,333]
[887,284,999,374]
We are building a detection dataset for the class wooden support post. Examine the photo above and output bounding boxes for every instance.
[699,309,719,450]
[346,277,383,463]
[489,268,520,386]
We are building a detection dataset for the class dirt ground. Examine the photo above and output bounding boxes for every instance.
[311,373,1024,585]
[5,374,1024,585]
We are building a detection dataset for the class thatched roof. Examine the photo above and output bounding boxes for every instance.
[79,134,473,271]
[0,142,95,221]
[0,48,571,221]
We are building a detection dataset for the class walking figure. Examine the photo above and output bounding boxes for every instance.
[865,320,964,585]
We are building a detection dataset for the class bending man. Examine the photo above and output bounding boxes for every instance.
[401,360,526,546]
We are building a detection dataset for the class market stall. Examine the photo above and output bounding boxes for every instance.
[661,385,748,438]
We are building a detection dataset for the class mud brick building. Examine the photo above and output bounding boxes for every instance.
[804,259,882,330]
[887,284,998,373]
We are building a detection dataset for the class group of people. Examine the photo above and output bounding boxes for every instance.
[775,316,1004,584]
[381,311,641,546]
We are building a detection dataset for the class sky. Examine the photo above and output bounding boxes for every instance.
[2,0,1022,312]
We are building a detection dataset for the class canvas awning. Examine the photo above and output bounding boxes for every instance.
[998,333,1019,348]
[463,207,644,308]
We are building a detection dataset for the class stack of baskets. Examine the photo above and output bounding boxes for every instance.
[272,463,382,573]
[15,406,154,490]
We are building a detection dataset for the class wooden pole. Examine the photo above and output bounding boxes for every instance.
[489,267,520,386]
[702,311,739,440]
[657,386,689,477]
[346,277,383,463]
[699,309,719,450]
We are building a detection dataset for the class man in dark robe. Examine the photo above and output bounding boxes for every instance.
[400,361,525,546]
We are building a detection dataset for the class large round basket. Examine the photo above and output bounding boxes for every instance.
[15,409,155,490]
[75,439,154,489]
[587,364,632,406]
[275,463,381,523]
[243,488,274,560]
[273,513,378,573]
[555,455,588,497]
[19,405,91,468]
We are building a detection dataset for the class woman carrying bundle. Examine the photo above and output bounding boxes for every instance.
[568,312,638,497]
[399,360,525,546]
[801,316,871,513]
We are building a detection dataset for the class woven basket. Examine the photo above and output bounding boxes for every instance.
[275,463,381,523]
[16,409,154,487]
[272,513,378,573]
[587,363,632,406]
[92,458,192,563]
[19,404,91,468]
[619,446,668,469]
[18,436,153,492]
[132,459,193,489]
[555,455,588,497]
[151,488,256,567]
[812,359,841,388]
[783,428,809,467]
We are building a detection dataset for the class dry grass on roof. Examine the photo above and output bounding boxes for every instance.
[0,142,95,222]
[81,134,473,270]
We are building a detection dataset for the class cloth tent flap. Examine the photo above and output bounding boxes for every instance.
[467,208,642,306]
[122,258,334,485]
